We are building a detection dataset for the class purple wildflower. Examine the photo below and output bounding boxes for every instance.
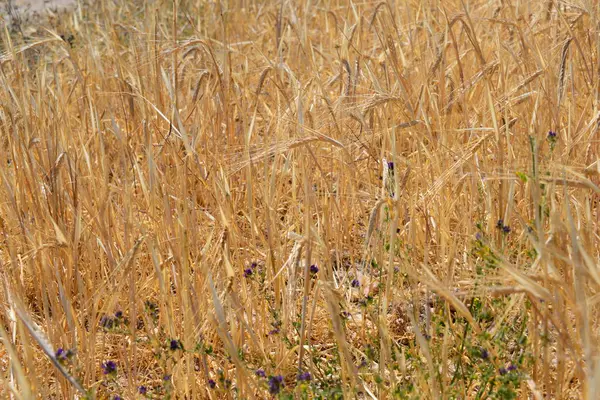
[480,348,489,360]
[387,161,394,172]
[297,372,311,381]
[100,315,114,329]
[499,367,507,375]
[256,369,266,378]
[548,131,557,139]
[163,375,171,381]
[138,386,147,395]
[208,379,216,389]
[101,361,116,375]
[113,396,121,400]
[502,225,511,234]
[496,219,504,229]
[310,264,319,274]
[508,364,517,372]
[170,339,182,351]
[244,268,253,278]
[351,279,360,288]
[268,375,284,395]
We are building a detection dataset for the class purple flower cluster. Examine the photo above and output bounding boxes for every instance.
[100,311,126,330]
[297,371,311,381]
[496,219,510,234]
[101,361,117,375]
[244,262,259,278]
[256,369,266,378]
[170,339,183,351]
[480,348,489,360]
[55,348,68,363]
[499,364,517,375]
[268,375,284,395]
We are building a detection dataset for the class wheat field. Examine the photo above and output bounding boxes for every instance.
[1,0,600,398]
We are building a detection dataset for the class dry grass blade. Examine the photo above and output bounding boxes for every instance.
[12,304,86,395]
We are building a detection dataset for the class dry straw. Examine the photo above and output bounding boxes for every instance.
[1,0,599,398]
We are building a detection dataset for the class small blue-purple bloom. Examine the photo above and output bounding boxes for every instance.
[55,348,66,361]
[100,315,114,329]
[499,367,507,375]
[138,386,147,395]
[256,369,266,378]
[208,379,216,389]
[170,339,182,351]
[297,372,311,381]
[101,360,117,375]
[244,268,253,277]
[310,264,319,274]
[268,375,284,395]
[480,348,489,360]
[351,279,360,288]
